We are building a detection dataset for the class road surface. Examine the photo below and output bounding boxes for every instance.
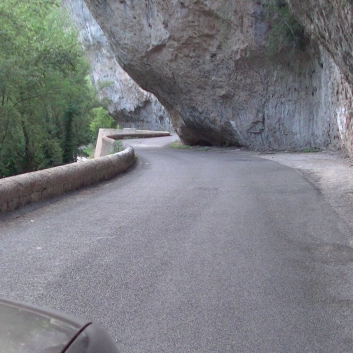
[1,136,353,352]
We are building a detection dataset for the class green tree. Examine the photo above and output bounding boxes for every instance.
[0,0,103,177]
[89,107,118,141]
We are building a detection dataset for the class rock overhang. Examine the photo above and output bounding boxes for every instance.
[83,0,353,153]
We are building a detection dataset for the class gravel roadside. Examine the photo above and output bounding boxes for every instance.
[171,142,353,238]
[258,150,353,243]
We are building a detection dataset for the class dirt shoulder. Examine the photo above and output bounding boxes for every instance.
[257,150,353,233]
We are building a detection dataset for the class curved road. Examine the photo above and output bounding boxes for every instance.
[1,136,353,352]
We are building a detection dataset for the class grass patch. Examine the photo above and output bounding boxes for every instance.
[299,147,320,153]
[113,140,124,153]
[82,143,95,158]
[168,141,191,149]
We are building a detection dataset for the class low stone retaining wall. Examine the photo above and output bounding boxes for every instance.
[0,146,135,213]
[95,128,170,158]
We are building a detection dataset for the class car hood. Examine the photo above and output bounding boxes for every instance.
[0,298,90,353]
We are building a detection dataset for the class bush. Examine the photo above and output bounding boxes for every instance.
[260,0,306,53]
[89,107,118,140]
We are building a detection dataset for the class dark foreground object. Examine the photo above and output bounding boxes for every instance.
[0,298,119,353]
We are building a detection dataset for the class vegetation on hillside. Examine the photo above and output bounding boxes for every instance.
[89,107,118,139]
[0,0,113,178]
[260,0,306,53]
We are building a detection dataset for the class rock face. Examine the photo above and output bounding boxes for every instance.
[288,0,353,89]
[287,0,353,152]
[83,0,353,152]
[61,0,172,131]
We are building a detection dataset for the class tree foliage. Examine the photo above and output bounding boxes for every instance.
[89,107,118,140]
[0,0,105,177]
[260,0,306,54]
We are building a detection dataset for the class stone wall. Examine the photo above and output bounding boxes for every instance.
[94,129,171,158]
[0,147,135,213]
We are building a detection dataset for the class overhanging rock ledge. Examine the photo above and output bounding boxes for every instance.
[83,0,353,153]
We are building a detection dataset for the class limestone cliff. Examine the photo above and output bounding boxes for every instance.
[62,0,171,131]
[288,0,353,90]
[287,0,353,152]
[83,0,353,152]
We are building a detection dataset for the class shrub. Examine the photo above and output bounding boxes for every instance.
[260,0,306,53]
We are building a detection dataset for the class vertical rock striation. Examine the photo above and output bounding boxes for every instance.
[61,0,172,131]
[287,0,353,152]
[83,0,353,153]
[287,0,353,89]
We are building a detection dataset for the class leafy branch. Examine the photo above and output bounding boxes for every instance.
[260,0,306,54]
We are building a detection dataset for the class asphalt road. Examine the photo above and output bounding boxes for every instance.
[1,136,353,353]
